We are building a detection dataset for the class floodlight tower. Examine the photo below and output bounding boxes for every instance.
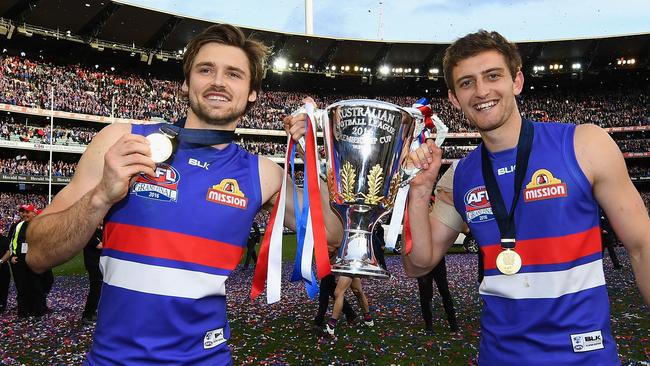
[305,0,314,35]
[378,1,384,40]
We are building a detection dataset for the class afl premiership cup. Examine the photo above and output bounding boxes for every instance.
[311,99,423,278]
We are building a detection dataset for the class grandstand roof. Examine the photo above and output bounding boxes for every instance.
[2,0,648,74]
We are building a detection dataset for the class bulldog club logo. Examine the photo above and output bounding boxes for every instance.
[131,163,180,202]
[464,185,494,223]
[524,169,568,202]
[572,336,585,351]
[206,179,248,209]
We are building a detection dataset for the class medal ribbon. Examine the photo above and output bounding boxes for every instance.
[480,119,534,250]
[251,135,291,303]
[160,117,235,145]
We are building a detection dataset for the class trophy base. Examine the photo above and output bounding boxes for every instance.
[332,259,389,279]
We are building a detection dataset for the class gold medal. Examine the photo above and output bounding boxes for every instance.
[146,133,173,163]
[496,248,522,275]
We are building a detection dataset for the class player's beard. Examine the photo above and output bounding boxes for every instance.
[188,92,246,127]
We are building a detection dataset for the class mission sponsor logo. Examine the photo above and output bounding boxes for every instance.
[131,164,180,202]
[206,179,248,209]
[464,185,494,223]
[524,169,568,202]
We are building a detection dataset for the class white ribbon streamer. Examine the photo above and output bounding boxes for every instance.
[266,135,291,303]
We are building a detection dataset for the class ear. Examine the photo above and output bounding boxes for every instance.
[248,89,258,103]
[513,70,524,96]
[448,89,461,110]
[181,80,189,97]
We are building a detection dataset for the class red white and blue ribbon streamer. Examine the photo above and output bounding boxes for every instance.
[302,104,332,281]
[415,97,449,147]
[403,201,413,255]
[288,108,324,298]
[251,104,330,303]
[289,143,320,298]
[251,136,290,303]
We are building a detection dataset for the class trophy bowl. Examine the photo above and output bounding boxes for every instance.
[317,99,419,278]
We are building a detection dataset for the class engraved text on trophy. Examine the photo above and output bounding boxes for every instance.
[334,106,397,147]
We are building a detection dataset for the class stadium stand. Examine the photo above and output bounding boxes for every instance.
[1,54,648,132]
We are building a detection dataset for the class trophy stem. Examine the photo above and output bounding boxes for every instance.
[331,205,389,278]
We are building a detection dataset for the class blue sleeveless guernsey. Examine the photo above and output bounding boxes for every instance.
[453,121,619,366]
[85,123,261,366]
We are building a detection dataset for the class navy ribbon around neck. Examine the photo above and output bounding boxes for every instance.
[480,119,534,249]
[159,117,236,146]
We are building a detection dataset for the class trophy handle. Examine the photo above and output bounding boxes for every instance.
[398,107,449,187]
[291,105,328,180]
[291,104,324,153]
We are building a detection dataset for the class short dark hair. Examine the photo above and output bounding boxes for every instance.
[443,30,522,94]
[182,24,269,112]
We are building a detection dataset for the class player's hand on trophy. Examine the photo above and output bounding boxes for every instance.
[407,139,442,193]
[96,134,156,206]
[283,97,317,146]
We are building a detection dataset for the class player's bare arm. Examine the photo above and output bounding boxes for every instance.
[399,140,459,277]
[26,123,156,273]
[575,123,650,305]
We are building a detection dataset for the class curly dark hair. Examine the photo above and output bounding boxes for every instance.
[443,30,522,94]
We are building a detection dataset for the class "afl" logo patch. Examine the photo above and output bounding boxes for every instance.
[131,163,180,202]
[464,186,494,224]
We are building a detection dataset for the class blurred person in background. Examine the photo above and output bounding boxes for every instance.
[8,204,49,317]
[242,221,259,270]
[82,224,104,324]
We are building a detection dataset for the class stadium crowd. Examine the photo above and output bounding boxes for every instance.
[1,116,96,145]
[1,55,648,134]
[628,165,650,178]
[1,152,646,186]
[0,157,76,177]
[2,117,647,162]
[519,91,650,128]
[617,139,650,153]
[0,192,48,235]
[1,56,185,122]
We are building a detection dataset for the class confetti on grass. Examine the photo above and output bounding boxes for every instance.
[1,250,647,365]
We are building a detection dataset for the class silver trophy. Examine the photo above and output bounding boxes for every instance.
[302,99,426,278]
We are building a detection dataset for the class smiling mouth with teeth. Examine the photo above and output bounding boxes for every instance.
[206,95,229,101]
[475,100,498,111]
